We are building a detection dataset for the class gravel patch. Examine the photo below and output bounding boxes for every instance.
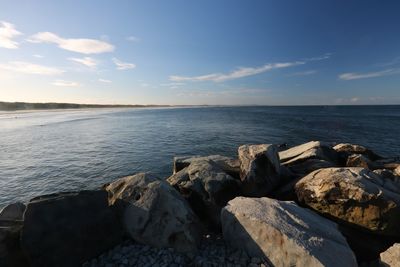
[83,234,270,267]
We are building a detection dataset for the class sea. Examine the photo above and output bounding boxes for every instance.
[1,105,399,207]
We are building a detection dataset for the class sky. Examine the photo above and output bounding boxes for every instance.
[1,0,400,105]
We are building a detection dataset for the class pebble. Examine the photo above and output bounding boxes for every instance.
[82,234,270,267]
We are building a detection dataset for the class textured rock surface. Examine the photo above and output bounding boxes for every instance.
[221,197,357,267]
[0,202,25,221]
[380,243,400,266]
[173,155,240,178]
[295,167,400,237]
[238,144,280,197]
[346,154,373,168]
[333,143,381,161]
[167,160,240,229]
[105,173,202,252]
[21,190,124,267]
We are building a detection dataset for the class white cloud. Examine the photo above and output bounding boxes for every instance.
[28,32,114,54]
[68,57,98,68]
[339,68,400,80]
[52,80,80,87]
[127,36,140,42]
[0,61,63,75]
[98,78,112,83]
[0,21,22,49]
[170,61,304,82]
[33,54,44,58]
[304,53,332,61]
[289,70,317,76]
[350,97,359,103]
[112,57,136,70]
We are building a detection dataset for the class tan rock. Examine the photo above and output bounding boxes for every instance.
[380,243,400,266]
[295,167,400,237]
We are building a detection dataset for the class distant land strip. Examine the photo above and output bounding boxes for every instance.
[0,101,177,111]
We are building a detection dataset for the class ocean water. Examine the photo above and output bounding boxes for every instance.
[1,106,399,207]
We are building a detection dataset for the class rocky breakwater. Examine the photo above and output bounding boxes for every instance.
[0,141,399,267]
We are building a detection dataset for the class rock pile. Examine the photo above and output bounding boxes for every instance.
[0,140,399,267]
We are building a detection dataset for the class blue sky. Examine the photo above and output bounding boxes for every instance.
[1,0,400,105]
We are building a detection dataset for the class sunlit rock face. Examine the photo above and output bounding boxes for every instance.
[221,197,357,267]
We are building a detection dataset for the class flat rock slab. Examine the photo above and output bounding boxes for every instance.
[221,197,357,267]
[380,243,400,266]
[295,167,400,237]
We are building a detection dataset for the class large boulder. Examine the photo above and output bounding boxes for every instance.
[0,222,28,267]
[173,155,240,179]
[105,173,202,252]
[221,197,357,267]
[167,160,240,230]
[295,168,400,237]
[20,190,124,267]
[238,144,280,197]
[380,243,400,266]
[0,202,25,221]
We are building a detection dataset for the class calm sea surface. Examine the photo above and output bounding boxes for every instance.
[1,106,399,207]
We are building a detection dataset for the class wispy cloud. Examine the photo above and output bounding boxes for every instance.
[0,61,63,75]
[339,68,400,80]
[52,80,80,87]
[170,61,305,82]
[33,54,44,58]
[289,70,317,76]
[98,78,112,83]
[112,57,136,70]
[170,53,330,83]
[28,32,114,54]
[0,21,22,49]
[126,36,140,42]
[68,57,98,68]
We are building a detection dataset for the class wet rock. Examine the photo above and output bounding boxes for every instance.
[295,167,400,237]
[21,190,124,267]
[346,154,373,169]
[221,197,357,267]
[167,160,240,230]
[238,144,280,197]
[0,202,25,221]
[380,243,400,266]
[105,173,202,252]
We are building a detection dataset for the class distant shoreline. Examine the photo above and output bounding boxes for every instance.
[1,101,399,112]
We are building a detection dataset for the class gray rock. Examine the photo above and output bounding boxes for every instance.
[221,197,357,267]
[0,222,28,267]
[21,190,124,267]
[295,167,400,237]
[279,141,335,163]
[380,243,400,266]
[173,155,240,179]
[0,202,25,221]
[238,144,280,197]
[105,173,202,252]
[167,160,240,229]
